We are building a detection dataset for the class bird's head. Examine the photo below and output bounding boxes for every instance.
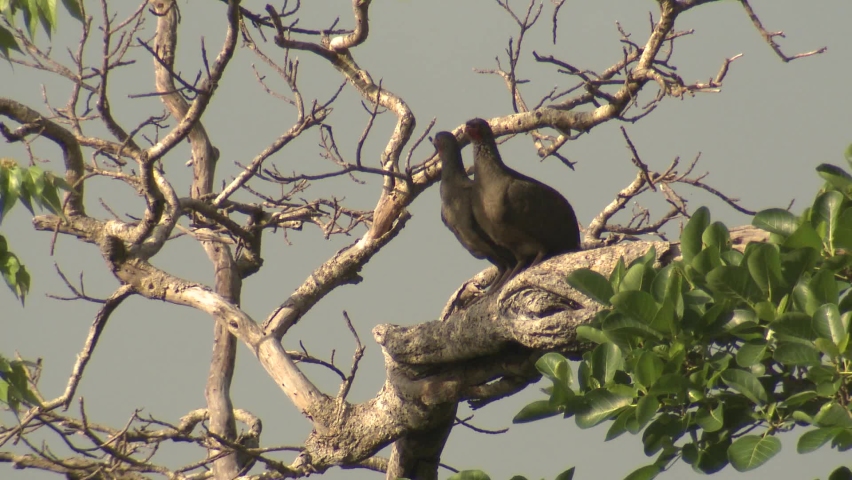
[432,131,458,153]
[465,118,493,142]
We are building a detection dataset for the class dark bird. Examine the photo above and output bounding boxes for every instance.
[434,131,514,289]
[465,118,581,285]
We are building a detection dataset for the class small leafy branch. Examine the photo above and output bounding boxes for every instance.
[515,153,852,479]
[0,159,71,303]
[0,355,39,411]
[0,0,83,58]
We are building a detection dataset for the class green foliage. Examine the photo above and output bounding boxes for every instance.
[445,468,576,480]
[0,0,82,58]
[0,233,29,302]
[0,159,71,304]
[0,354,40,410]
[517,160,852,478]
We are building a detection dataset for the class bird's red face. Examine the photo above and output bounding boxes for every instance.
[465,118,491,142]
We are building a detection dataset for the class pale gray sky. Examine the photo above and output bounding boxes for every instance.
[2,1,851,479]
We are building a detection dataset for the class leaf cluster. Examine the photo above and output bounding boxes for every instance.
[0,0,82,58]
[0,354,39,410]
[0,159,71,303]
[514,160,852,479]
[443,467,576,480]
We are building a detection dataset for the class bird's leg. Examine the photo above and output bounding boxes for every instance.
[528,250,547,268]
[486,267,512,294]
[502,258,529,286]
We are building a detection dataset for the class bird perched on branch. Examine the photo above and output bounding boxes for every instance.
[434,131,514,290]
[465,118,581,286]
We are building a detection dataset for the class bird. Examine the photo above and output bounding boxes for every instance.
[434,131,514,290]
[465,118,581,286]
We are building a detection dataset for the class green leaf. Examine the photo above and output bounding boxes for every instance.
[784,222,824,251]
[773,342,821,366]
[0,377,9,405]
[813,190,845,251]
[642,414,686,456]
[829,466,852,480]
[575,325,609,345]
[797,427,843,454]
[782,390,818,407]
[567,268,614,305]
[695,403,724,433]
[536,352,572,386]
[635,395,659,430]
[817,163,852,193]
[706,266,764,305]
[703,222,730,251]
[648,373,689,397]
[611,290,658,325]
[39,172,65,216]
[813,303,845,346]
[727,435,781,472]
[753,208,798,236]
[692,438,731,475]
[60,0,83,22]
[781,247,820,289]
[692,247,722,276]
[35,0,57,38]
[591,343,623,386]
[754,300,776,322]
[808,365,839,384]
[833,430,852,452]
[620,263,655,293]
[815,337,841,361]
[448,471,490,480]
[684,289,713,308]
[650,264,676,303]
[719,308,759,334]
[810,268,840,306]
[1,250,30,304]
[634,351,664,389]
[606,407,633,441]
[0,163,22,219]
[602,313,663,340]
[736,341,767,367]
[682,206,710,263]
[21,0,39,40]
[833,208,852,251]
[623,465,661,480]
[575,389,633,429]
[0,24,21,59]
[746,243,785,300]
[649,299,675,335]
[554,468,575,480]
[770,312,817,340]
[513,400,561,424]
[610,257,626,293]
[793,282,821,316]
[655,266,684,318]
[720,369,768,404]
[721,249,743,266]
[577,357,592,391]
[814,402,852,428]
[25,165,46,206]
[629,245,657,269]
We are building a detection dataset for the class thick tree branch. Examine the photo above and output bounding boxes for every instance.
[145,0,239,163]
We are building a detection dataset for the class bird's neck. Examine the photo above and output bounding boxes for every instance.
[441,155,469,183]
[473,142,508,176]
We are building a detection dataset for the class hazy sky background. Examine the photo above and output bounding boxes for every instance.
[2,0,851,479]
